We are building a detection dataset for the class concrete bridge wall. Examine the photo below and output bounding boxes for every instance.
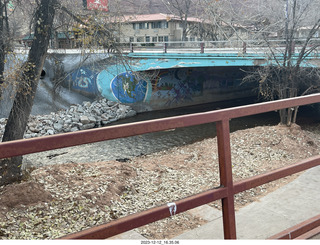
[62,51,319,112]
[61,53,259,112]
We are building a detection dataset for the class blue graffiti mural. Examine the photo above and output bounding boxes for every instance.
[68,65,252,111]
[110,71,150,103]
[150,68,202,106]
[69,67,99,95]
[96,70,152,103]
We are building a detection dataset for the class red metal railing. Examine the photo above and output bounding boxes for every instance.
[269,214,320,239]
[1,93,320,239]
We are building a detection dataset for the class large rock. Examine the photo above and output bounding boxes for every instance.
[80,115,90,124]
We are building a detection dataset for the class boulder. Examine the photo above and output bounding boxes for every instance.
[80,115,90,124]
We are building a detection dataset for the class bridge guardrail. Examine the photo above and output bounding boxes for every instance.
[122,38,320,55]
[1,93,320,239]
[15,38,320,56]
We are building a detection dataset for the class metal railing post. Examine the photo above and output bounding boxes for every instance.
[163,42,168,53]
[200,42,205,53]
[243,42,247,54]
[216,119,237,239]
[130,42,133,53]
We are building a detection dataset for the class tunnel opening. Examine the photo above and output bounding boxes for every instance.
[40,70,46,79]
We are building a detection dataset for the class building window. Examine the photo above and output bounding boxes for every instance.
[152,22,160,29]
[133,23,147,30]
[133,23,138,30]
[139,23,146,29]
[129,37,134,42]
[162,21,168,28]
[190,36,195,41]
[152,21,168,29]
[137,36,144,42]
[152,36,158,42]
[156,36,169,42]
[146,36,150,42]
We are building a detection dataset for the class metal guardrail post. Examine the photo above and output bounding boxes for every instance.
[200,42,205,53]
[130,42,133,53]
[243,42,247,54]
[163,42,168,53]
[216,119,237,239]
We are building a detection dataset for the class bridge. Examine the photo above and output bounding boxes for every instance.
[125,39,320,69]
[49,40,320,112]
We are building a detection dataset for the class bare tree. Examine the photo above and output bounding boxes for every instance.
[0,0,10,98]
[243,0,320,125]
[0,0,127,186]
[161,0,198,41]
[198,0,246,41]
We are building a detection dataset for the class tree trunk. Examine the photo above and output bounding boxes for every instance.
[278,87,297,126]
[0,0,55,186]
[0,0,5,98]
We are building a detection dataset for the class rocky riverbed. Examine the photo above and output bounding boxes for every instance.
[0,99,136,139]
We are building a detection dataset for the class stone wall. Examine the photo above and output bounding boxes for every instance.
[0,99,136,139]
